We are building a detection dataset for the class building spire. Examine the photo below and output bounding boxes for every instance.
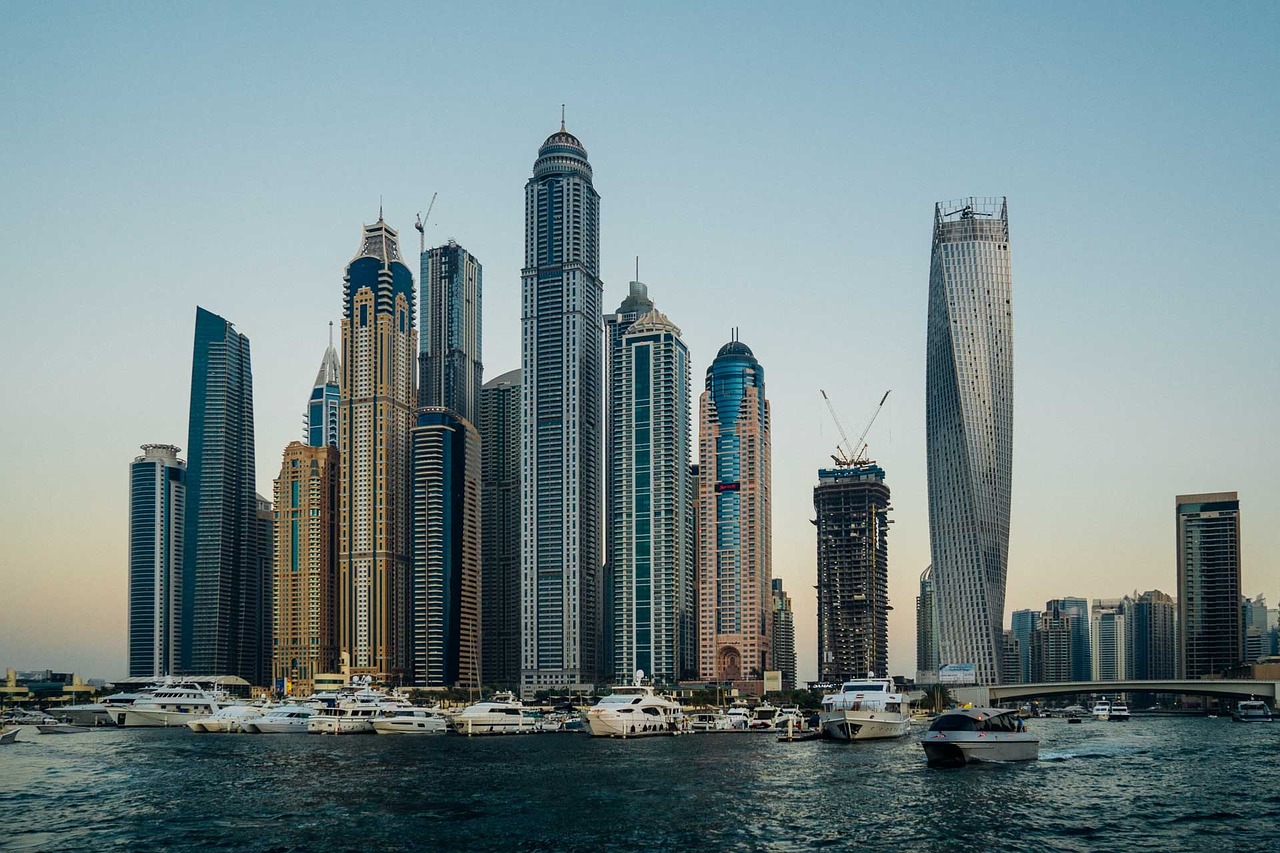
[379,195,384,221]
[561,103,566,131]
[328,320,333,348]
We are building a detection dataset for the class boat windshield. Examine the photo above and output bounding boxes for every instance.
[928,715,979,732]
[842,683,887,693]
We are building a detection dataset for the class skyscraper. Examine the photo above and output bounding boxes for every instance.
[1030,604,1072,683]
[698,336,772,688]
[606,297,694,685]
[814,464,891,682]
[185,306,261,682]
[340,216,416,683]
[520,121,603,695]
[770,578,796,691]
[1176,492,1242,678]
[1010,608,1038,683]
[1091,599,1127,681]
[409,409,481,688]
[1242,593,1267,663]
[272,442,338,695]
[925,198,1014,685]
[254,493,273,687]
[603,278,655,678]
[916,566,938,681]
[128,444,186,678]
[1046,596,1092,682]
[1126,589,1177,680]
[307,326,340,448]
[418,240,482,422]
[479,369,522,689]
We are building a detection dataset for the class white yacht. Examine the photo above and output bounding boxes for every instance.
[372,707,448,735]
[450,692,538,735]
[921,708,1038,767]
[1091,701,1112,721]
[308,689,411,735]
[774,705,807,734]
[187,704,266,733]
[584,671,683,738]
[748,701,779,731]
[118,684,230,727]
[241,705,316,733]
[1108,701,1131,722]
[725,705,752,730]
[818,674,910,741]
[688,711,735,732]
[1232,700,1275,723]
[51,703,115,727]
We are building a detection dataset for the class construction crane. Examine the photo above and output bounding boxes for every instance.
[820,389,891,467]
[414,192,437,254]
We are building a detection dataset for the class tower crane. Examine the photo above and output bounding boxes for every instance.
[820,389,891,467]
[414,192,437,254]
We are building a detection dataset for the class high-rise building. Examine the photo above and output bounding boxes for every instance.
[307,326,340,448]
[418,240,482,423]
[1091,599,1127,682]
[916,566,938,681]
[271,442,338,695]
[1030,605,1073,683]
[1126,589,1177,680]
[1010,609,1038,683]
[925,198,1014,685]
[339,216,417,683]
[254,493,274,687]
[698,336,772,688]
[1046,596,1092,682]
[1000,631,1022,684]
[771,578,796,691]
[1242,593,1267,663]
[520,121,604,695]
[128,444,186,678]
[606,297,694,685]
[1176,492,1242,678]
[409,409,481,688]
[184,306,261,683]
[479,369,522,689]
[603,279,655,679]
[815,464,891,681]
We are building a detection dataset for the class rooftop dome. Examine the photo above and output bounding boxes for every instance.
[716,340,754,358]
[540,128,586,154]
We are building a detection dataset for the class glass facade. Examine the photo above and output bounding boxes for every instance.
[925,197,1014,685]
[184,306,263,684]
[418,241,482,424]
[520,125,604,693]
[1176,492,1241,678]
[479,369,522,689]
[128,445,185,677]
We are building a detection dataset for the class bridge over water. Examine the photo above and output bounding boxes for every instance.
[951,679,1280,706]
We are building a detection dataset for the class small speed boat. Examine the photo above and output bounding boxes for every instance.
[37,723,94,734]
[0,728,19,745]
[1232,700,1275,723]
[920,708,1039,768]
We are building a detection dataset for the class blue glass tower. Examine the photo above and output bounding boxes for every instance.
[418,240,482,423]
[129,444,186,677]
[307,323,340,448]
[184,306,262,683]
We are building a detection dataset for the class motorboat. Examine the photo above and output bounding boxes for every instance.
[450,692,539,735]
[774,705,806,733]
[1091,701,1112,721]
[1061,705,1088,719]
[37,722,94,734]
[725,704,752,730]
[51,703,115,727]
[818,674,911,741]
[187,704,266,732]
[749,701,779,731]
[920,708,1039,768]
[688,711,735,732]
[0,728,17,745]
[584,671,683,738]
[118,684,230,727]
[371,707,448,735]
[1108,702,1130,722]
[308,688,412,735]
[1,708,59,727]
[1232,700,1275,722]
[241,705,316,733]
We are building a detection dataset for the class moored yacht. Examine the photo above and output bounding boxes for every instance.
[818,674,910,741]
[119,684,230,727]
[748,701,779,731]
[371,707,448,735]
[584,671,683,738]
[725,704,752,730]
[187,704,266,732]
[921,708,1038,767]
[307,687,412,735]
[688,711,735,732]
[450,692,538,735]
[242,705,315,733]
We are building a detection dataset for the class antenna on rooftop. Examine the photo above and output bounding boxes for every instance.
[561,103,566,130]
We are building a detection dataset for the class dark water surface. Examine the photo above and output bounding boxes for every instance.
[2,717,1278,852]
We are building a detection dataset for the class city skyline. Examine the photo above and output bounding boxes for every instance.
[4,4,1278,683]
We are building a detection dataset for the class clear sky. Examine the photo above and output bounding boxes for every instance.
[2,2,1277,684]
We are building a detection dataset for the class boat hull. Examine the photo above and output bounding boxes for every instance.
[450,716,538,735]
[307,718,375,735]
[585,712,675,738]
[820,710,910,741]
[37,724,93,734]
[242,721,310,733]
[121,709,213,728]
[372,719,448,735]
[0,729,20,745]
[921,733,1039,767]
